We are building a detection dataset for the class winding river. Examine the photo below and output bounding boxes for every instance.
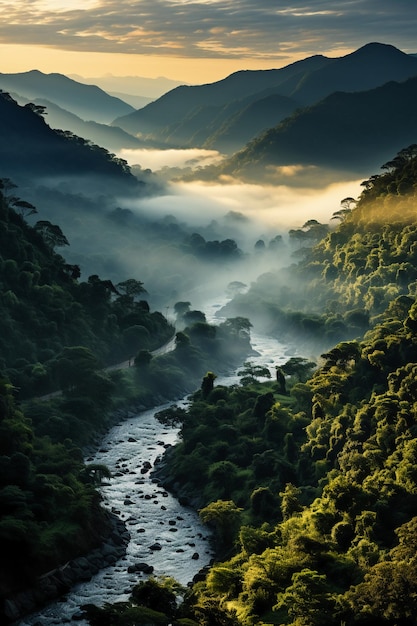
[21,322,293,626]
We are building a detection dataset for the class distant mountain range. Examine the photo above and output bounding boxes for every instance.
[68,73,186,108]
[218,76,417,181]
[112,54,329,150]
[113,42,417,160]
[10,94,161,153]
[1,42,417,185]
[0,70,134,123]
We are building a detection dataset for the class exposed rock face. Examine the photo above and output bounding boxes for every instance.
[3,515,130,625]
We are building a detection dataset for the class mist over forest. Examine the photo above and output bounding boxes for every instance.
[2,41,417,626]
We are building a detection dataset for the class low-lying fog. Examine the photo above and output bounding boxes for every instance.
[119,147,362,229]
[26,147,363,313]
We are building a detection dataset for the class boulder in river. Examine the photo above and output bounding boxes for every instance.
[127,562,154,574]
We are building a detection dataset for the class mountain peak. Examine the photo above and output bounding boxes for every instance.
[347,41,410,60]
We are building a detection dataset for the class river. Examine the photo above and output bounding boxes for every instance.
[21,322,293,625]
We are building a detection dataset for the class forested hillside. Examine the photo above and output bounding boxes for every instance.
[215,78,417,181]
[0,91,138,183]
[0,178,256,622]
[0,180,174,398]
[89,147,417,625]
[0,181,175,612]
[113,43,417,164]
[0,70,134,123]
[220,145,417,350]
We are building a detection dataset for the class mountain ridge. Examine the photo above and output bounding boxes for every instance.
[112,42,417,156]
[217,75,417,181]
[0,69,134,123]
[0,91,140,188]
[112,53,331,138]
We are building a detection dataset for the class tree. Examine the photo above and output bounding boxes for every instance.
[347,560,417,623]
[24,102,47,117]
[199,500,242,553]
[80,463,112,485]
[34,220,69,248]
[130,577,181,618]
[201,371,217,398]
[331,197,356,222]
[9,198,37,219]
[116,278,147,302]
[219,317,252,342]
[279,483,303,520]
[55,346,100,394]
[238,361,271,385]
[155,405,187,427]
[253,392,274,420]
[250,486,278,519]
[183,310,207,325]
[54,347,114,407]
[275,366,287,394]
[275,568,334,625]
[208,461,238,498]
[281,357,316,382]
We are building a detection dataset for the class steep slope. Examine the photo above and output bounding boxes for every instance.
[15,96,150,152]
[0,187,175,614]
[112,54,330,139]
[152,88,298,153]
[0,70,134,123]
[291,41,417,105]
[113,43,417,153]
[220,76,417,180]
[0,92,138,185]
[85,149,417,626]
[203,92,297,153]
[0,185,173,396]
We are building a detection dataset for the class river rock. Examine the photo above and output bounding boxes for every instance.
[127,562,154,574]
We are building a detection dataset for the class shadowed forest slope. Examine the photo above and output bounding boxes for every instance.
[92,147,417,626]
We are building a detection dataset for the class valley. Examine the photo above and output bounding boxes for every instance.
[1,40,417,625]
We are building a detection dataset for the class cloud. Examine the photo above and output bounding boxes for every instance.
[118,148,224,170]
[118,172,363,237]
[168,178,364,231]
[0,0,416,63]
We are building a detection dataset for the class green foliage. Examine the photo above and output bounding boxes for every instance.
[0,381,110,598]
[153,151,417,625]
[6,145,417,626]
[84,577,187,626]
[238,361,271,386]
[199,500,243,554]
[0,183,175,399]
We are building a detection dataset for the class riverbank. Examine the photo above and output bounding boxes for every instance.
[6,514,130,625]
[12,323,262,624]
[17,400,214,626]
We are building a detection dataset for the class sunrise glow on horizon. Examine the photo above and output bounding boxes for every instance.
[0,43,310,84]
[0,1,416,84]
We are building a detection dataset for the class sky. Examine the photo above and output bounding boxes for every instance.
[0,1,416,84]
